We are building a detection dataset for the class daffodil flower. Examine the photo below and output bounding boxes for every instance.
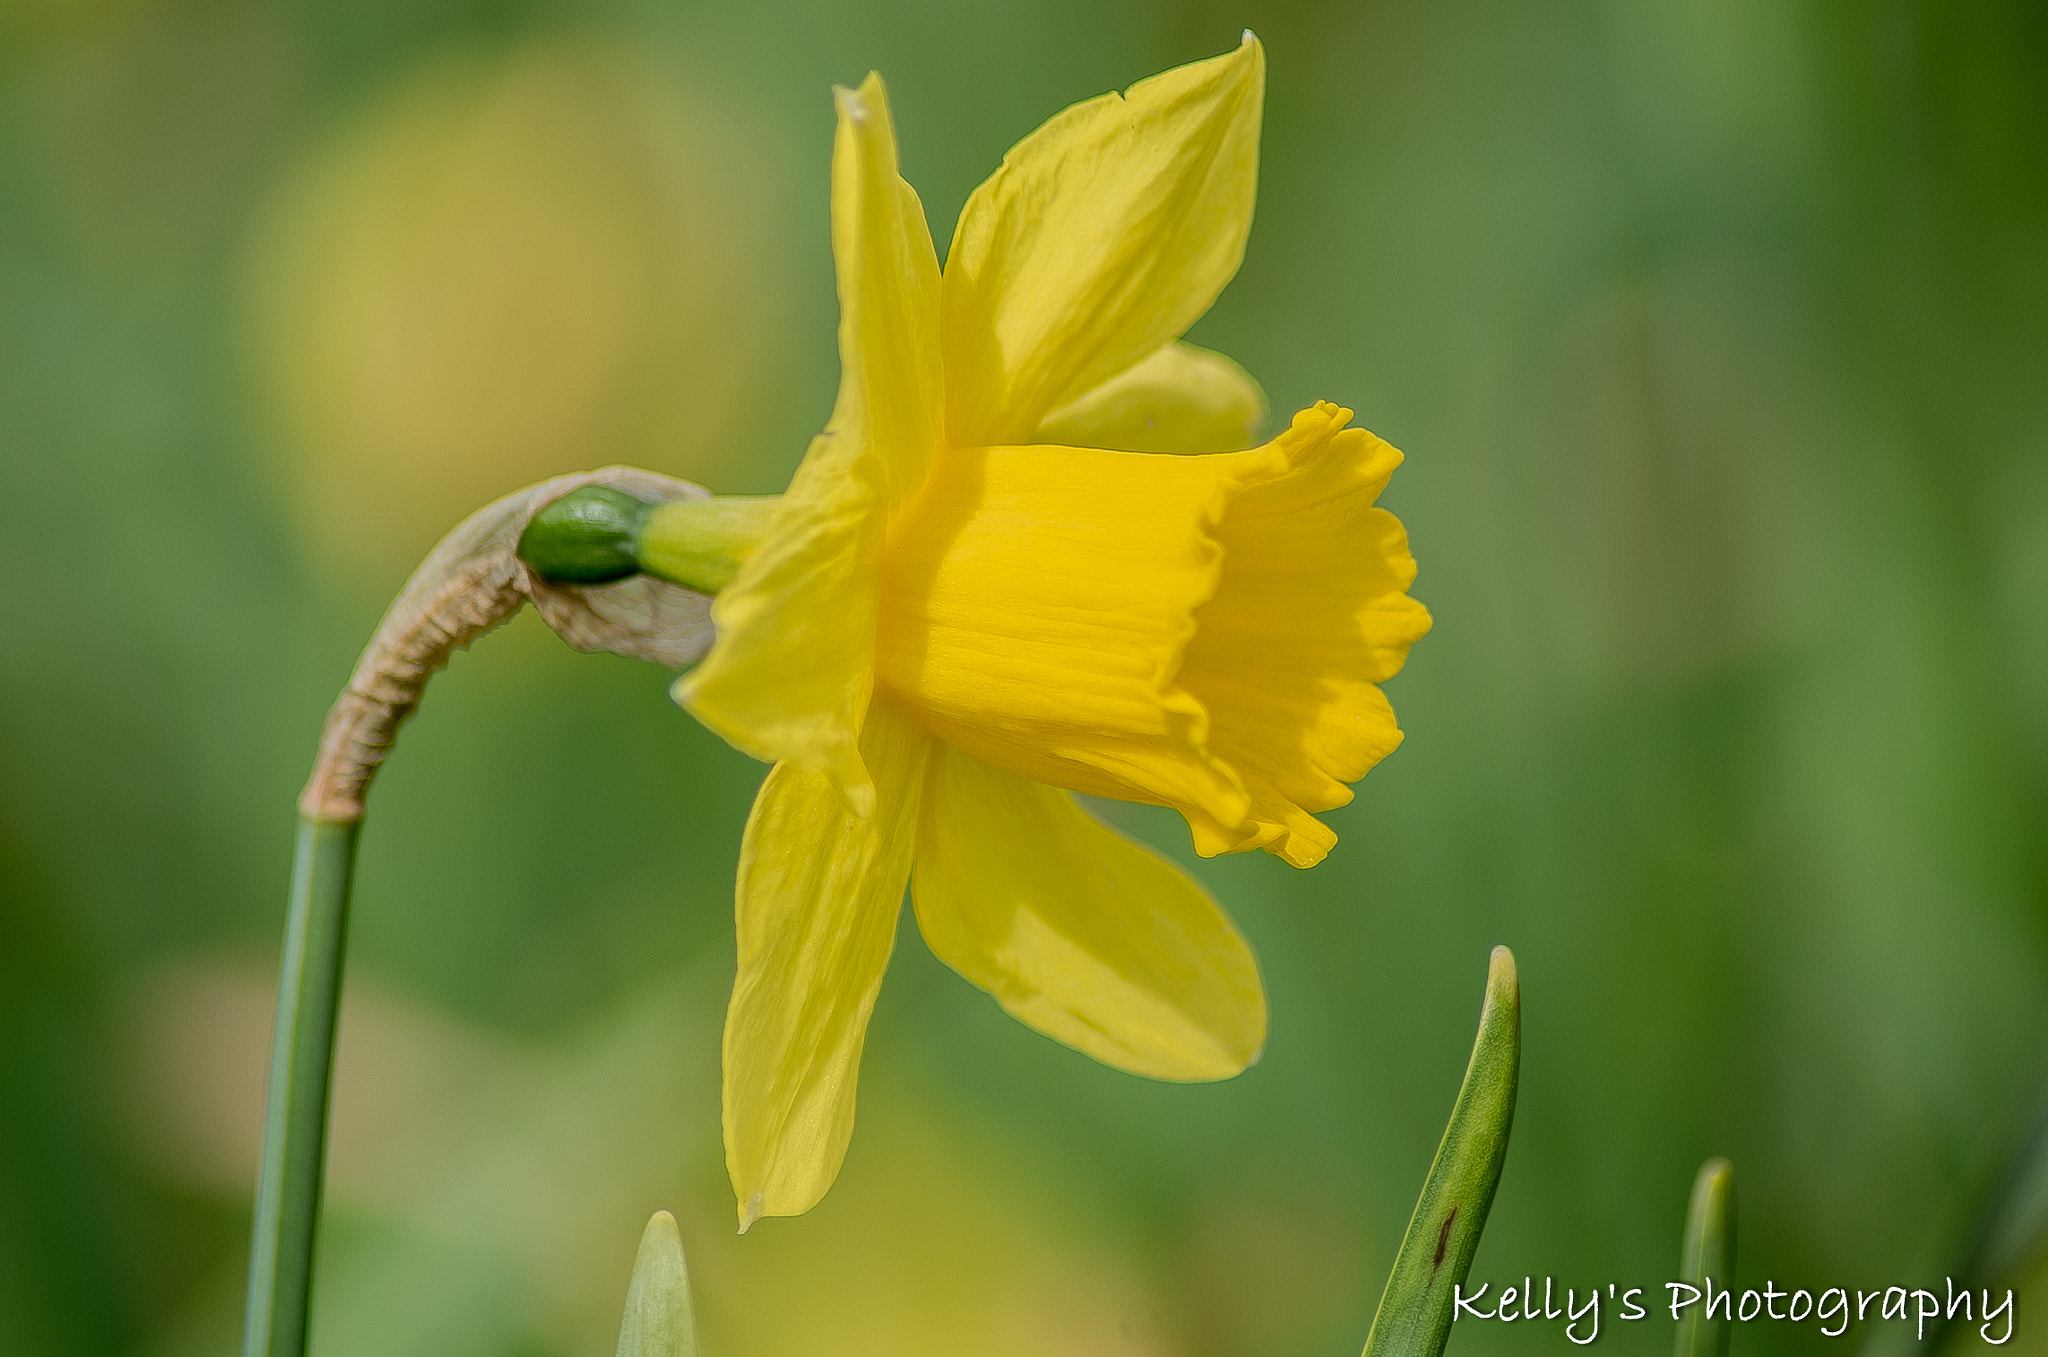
[677,35,1431,1228]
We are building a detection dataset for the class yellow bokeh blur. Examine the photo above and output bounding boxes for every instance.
[245,38,786,580]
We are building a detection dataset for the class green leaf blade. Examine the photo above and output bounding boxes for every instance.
[1675,1158,1736,1357]
[1361,945,1521,1357]
[616,1211,699,1357]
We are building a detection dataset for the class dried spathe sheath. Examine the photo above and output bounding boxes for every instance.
[299,467,716,822]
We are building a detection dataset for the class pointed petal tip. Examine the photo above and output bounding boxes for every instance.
[832,85,868,123]
[833,72,888,123]
[666,670,695,710]
[736,1192,763,1235]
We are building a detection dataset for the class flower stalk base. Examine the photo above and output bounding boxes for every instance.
[242,816,359,1357]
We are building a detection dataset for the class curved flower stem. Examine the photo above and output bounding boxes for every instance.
[237,469,717,1357]
[242,816,360,1357]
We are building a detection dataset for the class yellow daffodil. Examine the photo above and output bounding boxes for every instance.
[676,35,1431,1229]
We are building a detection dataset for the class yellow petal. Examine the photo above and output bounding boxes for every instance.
[827,73,943,503]
[1034,341,1267,454]
[877,439,1265,833]
[722,698,932,1228]
[942,36,1264,447]
[1178,403,1433,866]
[913,742,1265,1080]
[676,74,940,807]
[674,435,883,811]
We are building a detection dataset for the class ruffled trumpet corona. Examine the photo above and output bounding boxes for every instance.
[523,35,1431,1229]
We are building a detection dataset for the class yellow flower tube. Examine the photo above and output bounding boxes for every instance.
[672,36,1431,1228]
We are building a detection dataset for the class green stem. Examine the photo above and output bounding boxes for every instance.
[242,816,361,1357]
[239,472,715,1356]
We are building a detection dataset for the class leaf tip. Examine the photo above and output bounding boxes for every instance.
[616,1210,696,1357]
[1485,945,1519,1025]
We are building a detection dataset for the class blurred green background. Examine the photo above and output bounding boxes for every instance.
[2,0,2045,1354]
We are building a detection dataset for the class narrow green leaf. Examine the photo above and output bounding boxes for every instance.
[1361,945,1521,1357]
[616,1211,699,1357]
[1675,1158,1736,1357]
